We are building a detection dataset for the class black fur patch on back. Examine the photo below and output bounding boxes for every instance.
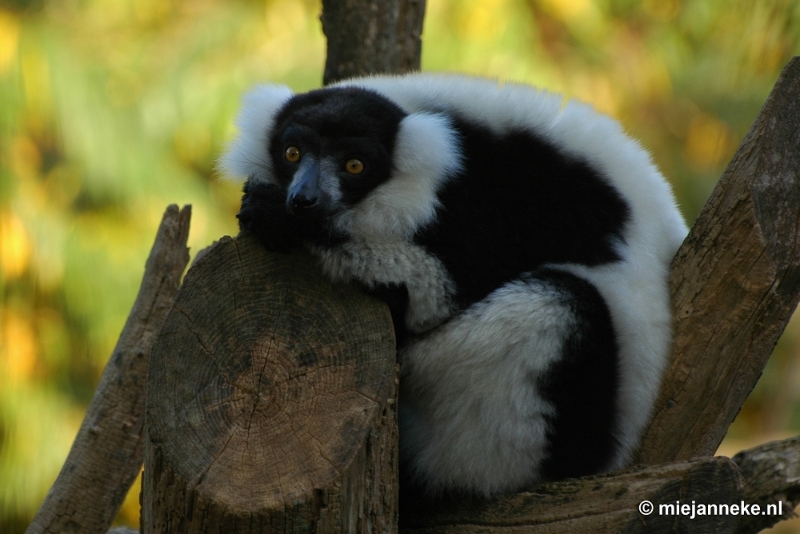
[532,269,620,480]
[415,115,630,310]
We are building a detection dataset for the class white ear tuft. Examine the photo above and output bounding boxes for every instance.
[340,113,462,240]
[394,113,463,180]
[218,84,294,183]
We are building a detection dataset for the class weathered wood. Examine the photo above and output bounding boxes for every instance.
[399,436,800,533]
[733,436,800,533]
[321,0,425,85]
[400,457,742,533]
[635,56,800,464]
[141,233,398,533]
[26,204,192,534]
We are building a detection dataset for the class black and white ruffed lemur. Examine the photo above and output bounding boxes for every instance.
[219,73,688,497]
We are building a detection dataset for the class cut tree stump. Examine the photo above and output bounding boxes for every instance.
[141,233,398,533]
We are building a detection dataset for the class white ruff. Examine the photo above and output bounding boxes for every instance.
[311,240,456,333]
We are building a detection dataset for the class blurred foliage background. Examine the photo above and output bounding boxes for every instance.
[0,0,798,531]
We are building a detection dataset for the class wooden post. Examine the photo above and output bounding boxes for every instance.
[141,234,398,533]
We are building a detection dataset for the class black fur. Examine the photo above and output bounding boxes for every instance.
[237,180,345,251]
[415,115,629,310]
[532,269,620,480]
[240,88,630,320]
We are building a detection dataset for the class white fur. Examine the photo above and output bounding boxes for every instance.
[311,240,456,333]
[218,84,294,183]
[332,112,462,240]
[335,73,688,475]
[399,279,575,495]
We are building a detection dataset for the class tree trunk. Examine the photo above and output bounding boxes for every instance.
[141,234,398,533]
[321,0,425,85]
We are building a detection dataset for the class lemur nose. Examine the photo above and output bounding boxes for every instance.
[289,191,317,210]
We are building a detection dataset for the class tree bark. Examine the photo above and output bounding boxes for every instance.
[321,0,425,85]
[400,457,743,533]
[26,204,191,534]
[733,436,800,533]
[635,56,800,464]
[399,435,800,533]
[141,233,398,533]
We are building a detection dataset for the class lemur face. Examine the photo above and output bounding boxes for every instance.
[265,87,406,218]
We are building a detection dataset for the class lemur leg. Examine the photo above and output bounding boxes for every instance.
[398,269,620,496]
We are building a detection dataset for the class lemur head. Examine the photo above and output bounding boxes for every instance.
[268,87,406,216]
[221,82,463,238]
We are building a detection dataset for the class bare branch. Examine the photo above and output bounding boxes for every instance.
[27,205,192,534]
[636,56,800,464]
[733,436,800,533]
[400,457,742,533]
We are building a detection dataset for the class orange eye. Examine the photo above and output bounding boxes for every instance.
[285,146,301,163]
[345,159,364,175]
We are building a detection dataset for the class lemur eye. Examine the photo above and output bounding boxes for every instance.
[345,159,364,175]
[285,146,301,163]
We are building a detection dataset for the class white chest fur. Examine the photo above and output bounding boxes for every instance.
[310,239,456,333]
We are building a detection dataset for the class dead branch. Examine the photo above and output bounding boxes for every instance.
[26,205,191,534]
[400,457,742,533]
[733,436,800,533]
[635,56,800,464]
